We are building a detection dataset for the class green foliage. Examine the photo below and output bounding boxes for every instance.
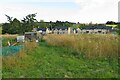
[72,23,80,28]
[106,21,116,25]
[64,21,73,27]
[2,14,116,35]
[2,37,15,47]
[11,18,21,34]
[38,20,49,28]
[5,14,13,23]
[2,23,11,34]
[2,13,38,34]
[117,24,120,35]
[2,17,21,34]
[21,13,38,34]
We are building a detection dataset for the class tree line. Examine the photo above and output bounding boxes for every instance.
[2,13,119,35]
[2,13,87,34]
[2,13,38,34]
[117,23,120,35]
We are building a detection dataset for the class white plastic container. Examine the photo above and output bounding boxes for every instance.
[17,36,25,42]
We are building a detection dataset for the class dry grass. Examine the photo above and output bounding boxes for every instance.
[0,56,2,68]
[44,34,119,58]
[24,40,38,49]
[2,34,18,38]
[2,41,38,68]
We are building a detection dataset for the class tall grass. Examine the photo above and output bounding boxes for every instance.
[2,41,38,69]
[44,34,119,58]
[2,34,17,38]
[2,34,18,47]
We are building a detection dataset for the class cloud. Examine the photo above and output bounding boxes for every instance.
[0,3,78,23]
[72,0,119,23]
[0,0,119,23]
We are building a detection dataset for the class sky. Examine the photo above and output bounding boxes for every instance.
[118,1,120,22]
[0,0,119,23]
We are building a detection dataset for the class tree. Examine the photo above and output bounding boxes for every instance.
[21,13,38,34]
[39,20,47,28]
[2,23,11,34]
[2,15,14,34]
[117,23,120,35]
[3,13,38,34]
[5,14,13,23]
[72,23,80,28]
[55,20,64,26]
[2,15,21,34]
[11,18,21,34]
[106,21,116,25]
[64,21,72,27]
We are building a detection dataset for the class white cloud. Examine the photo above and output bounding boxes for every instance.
[0,4,78,23]
[0,0,119,23]
[73,0,119,23]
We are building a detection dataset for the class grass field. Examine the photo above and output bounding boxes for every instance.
[45,34,119,58]
[2,34,120,78]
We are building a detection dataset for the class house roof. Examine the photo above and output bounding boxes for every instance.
[80,26,112,30]
[52,26,69,30]
[25,32,37,34]
[80,26,94,30]
[37,28,46,31]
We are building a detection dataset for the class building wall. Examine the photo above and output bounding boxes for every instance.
[77,29,110,34]
[52,28,70,34]
[53,29,58,34]
[35,27,112,35]
[68,27,71,34]
[46,28,49,34]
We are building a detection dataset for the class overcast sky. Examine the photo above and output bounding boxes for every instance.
[0,0,119,23]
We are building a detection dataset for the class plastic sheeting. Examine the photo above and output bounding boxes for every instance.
[1,45,23,56]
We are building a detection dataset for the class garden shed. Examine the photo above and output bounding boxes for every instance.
[25,32,37,41]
